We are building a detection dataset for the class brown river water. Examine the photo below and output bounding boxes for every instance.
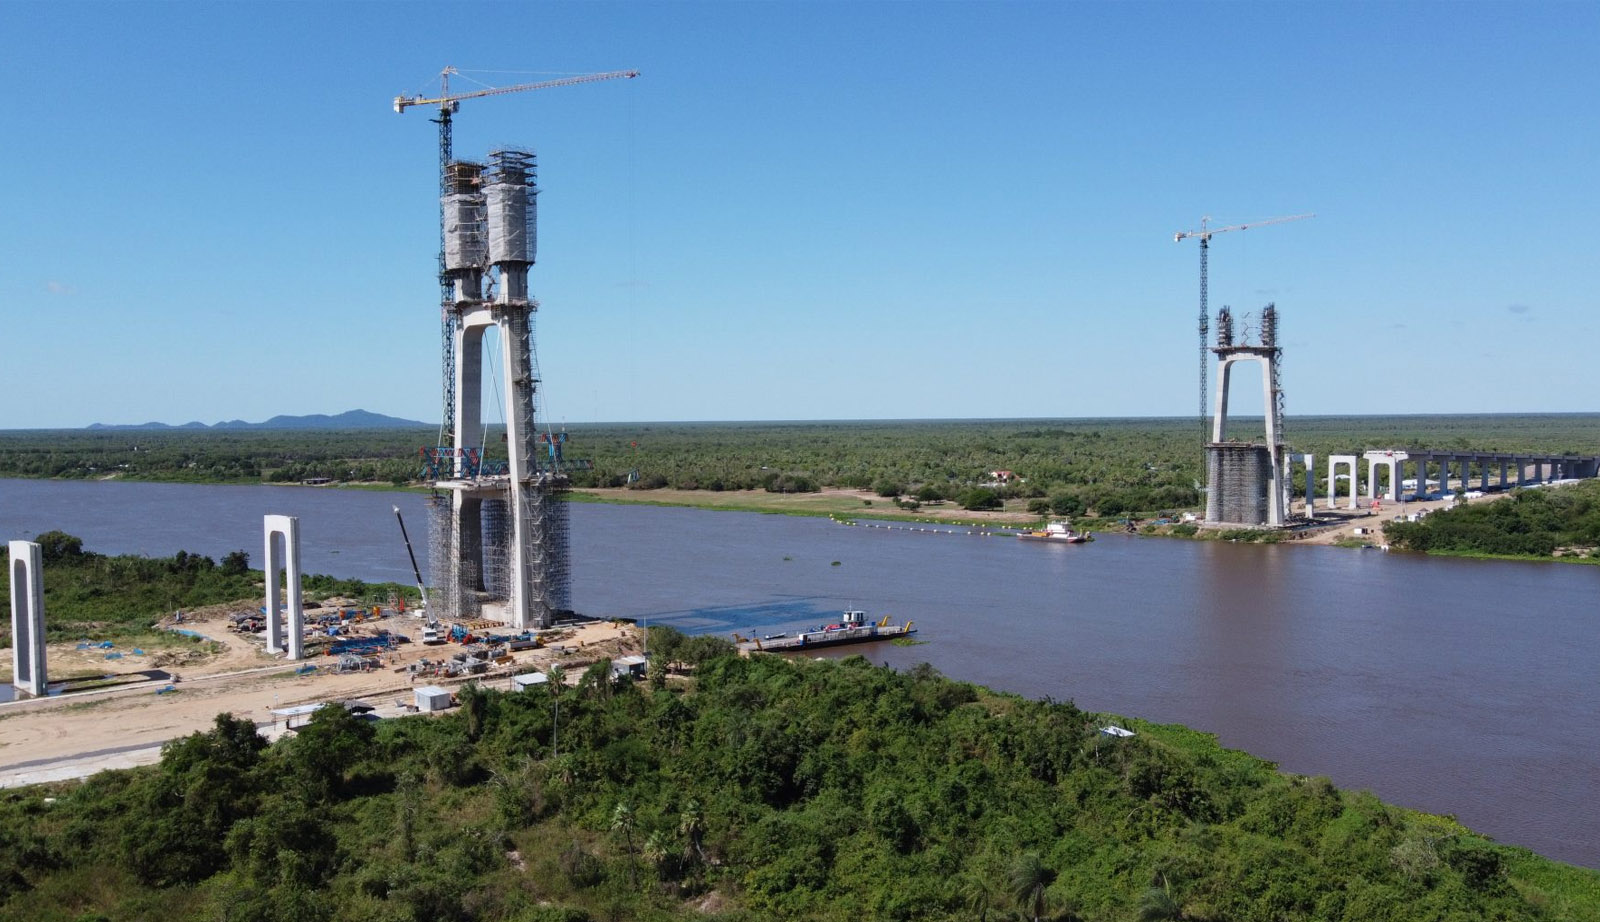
[3,478,1597,867]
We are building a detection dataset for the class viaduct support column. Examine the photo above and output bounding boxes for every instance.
[1302,454,1315,520]
[9,540,47,698]
[263,515,305,660]
[1328,455,1357,510]
[1363,452,1403,502]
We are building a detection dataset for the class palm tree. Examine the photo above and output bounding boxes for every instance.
[1009,852,1057,922]
[678,798,707,864]
[643,830,670,879]
[959,870,998,922]
[1137,873,1186,922]
[611,801,639,887]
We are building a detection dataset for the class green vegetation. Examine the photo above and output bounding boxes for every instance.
[5,414,1599,520]
[0,534,418,647]
[1,639,1595,921]
[1385,480,1600,560]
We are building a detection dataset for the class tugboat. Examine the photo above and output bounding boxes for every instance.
[1017,521,1090,544]
[734,609,916,653]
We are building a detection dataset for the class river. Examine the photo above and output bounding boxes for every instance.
[3,478,1597,868]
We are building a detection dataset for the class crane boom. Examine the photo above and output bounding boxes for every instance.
[1174,212,1314,244]
[394,68,640,113]
[1174,213,1313,443]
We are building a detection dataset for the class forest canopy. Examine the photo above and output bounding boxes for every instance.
[1,645,1596,922]
[5,414,1598,519]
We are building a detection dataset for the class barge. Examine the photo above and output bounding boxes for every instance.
[735,609,916,653]
[1018,521,1090,543]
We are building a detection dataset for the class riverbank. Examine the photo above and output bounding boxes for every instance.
[569,486,1042,526]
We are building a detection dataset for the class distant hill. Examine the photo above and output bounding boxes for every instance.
[86,409,430,431]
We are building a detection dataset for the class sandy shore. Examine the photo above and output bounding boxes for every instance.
[581,483,1507,548]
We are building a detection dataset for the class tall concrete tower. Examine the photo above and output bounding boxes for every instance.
[1205,304,1290,527]
[429,149,570,629]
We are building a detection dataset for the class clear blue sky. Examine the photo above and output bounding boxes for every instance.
[3,2,1595,429]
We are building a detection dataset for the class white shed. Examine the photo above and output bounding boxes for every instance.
[414,685,452,712]
[512,672,549,691]
[612,654,648,680]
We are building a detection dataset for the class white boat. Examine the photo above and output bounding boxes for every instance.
[1018,522,1090,544]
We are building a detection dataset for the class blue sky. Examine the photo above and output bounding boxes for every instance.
[3,2,1596,428]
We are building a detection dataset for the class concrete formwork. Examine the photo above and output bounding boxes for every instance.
[1206,338,1287,527]
[9,540,47,697]
[431,150,570,631]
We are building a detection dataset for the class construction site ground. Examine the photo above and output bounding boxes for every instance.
[0,603,641,788]
[1289,486,1512,545]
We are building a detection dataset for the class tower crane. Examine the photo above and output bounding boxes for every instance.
[395,67,640,443]
[1174,213,1313,442]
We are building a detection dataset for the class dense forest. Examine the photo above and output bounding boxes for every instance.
[3,414,1597,518]
[1,639,1596,921]
[1384,480,1600,559]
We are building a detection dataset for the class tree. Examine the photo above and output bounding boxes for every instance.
[119,713,268,886]
[284,702,375,802]
[1137,877,1185,921]
[959,871,998,922]
[458,681,490,741]
[221,549,251,576]
[1051,494,1086,517]
[679,798,707,865]
[612,800,639,888]
[1009,852,1057,922]
[960,488,1003,511]
[34,530,84,563]
[643,830,671,880]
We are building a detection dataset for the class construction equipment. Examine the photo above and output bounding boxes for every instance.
[1174,214,1313,442]
[392,505,429,615]
[394,67,639,444]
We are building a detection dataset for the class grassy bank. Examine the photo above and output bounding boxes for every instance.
[567,487,1039,526]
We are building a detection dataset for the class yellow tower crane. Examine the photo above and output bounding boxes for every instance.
[396,67,640,441]
[1174,213,1313,442]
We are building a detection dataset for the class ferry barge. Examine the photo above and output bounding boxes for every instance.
[1017,521,1090,543]
[735,609,915,653]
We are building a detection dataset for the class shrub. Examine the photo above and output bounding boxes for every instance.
[959,489,1002,511]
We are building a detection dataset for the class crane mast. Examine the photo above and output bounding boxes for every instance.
[397,67,640,443]
[1174,214,1313,443]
